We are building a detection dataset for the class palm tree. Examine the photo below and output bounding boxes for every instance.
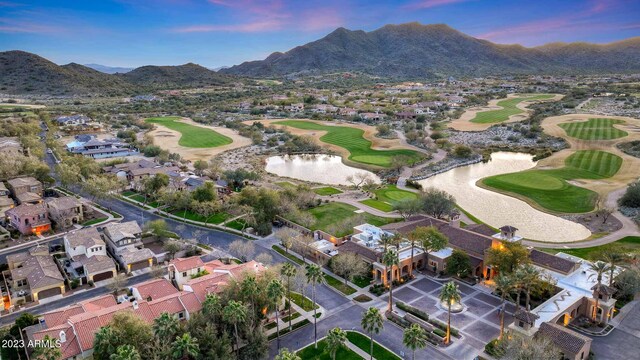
[494,274,514,340]
[305,263,324,349]
[588,261,611,322]
[94,326,119,360]
[223,300,248,358]
[325,327,347,360]
[403,323,428,360]
[602,252,625,286]
[281,262,297,331]
[153,312,179,344]
[382,249,399,313]
[267,279,286,350]
[439,281,461,345]
[510,267,527,311]
[201,293,222,321]
[517,265,540,310]
[274,348,301,360]
[241,275,258,323]
[110,345,141,360]
[361,307,384,360]
[171,333,199,360]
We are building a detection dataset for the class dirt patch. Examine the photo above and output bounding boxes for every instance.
[449,94,563,131]
[148,117,252,162]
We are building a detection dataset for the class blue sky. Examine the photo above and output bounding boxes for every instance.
[0,0,638,68]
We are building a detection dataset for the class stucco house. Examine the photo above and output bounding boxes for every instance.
[6,203,51,235]
[4,245,65,305]
[7,177,43,205]
[102,221,154,273]
[45,196,84,229]
[64,227,116,283]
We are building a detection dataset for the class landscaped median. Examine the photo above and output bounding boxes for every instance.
[295,331,401,360]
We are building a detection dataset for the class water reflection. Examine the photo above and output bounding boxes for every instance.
[418,152,591,242]
[265,154,381,186]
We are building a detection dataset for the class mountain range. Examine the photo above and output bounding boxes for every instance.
[2,23,640,95]
[222,23,640,78]
[84,64,134,74]
[0,51,231,95]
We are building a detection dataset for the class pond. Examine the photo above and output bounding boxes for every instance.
[265,154,381,186]
[418,152,591,243]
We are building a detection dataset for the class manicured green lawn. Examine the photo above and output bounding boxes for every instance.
[352,274,373,288]
[361,185,418,212]
[81,218,107,226]
[559,118,628,140]
[482,150,622,213]
[540,236,640,260]
[346,331,402,360]
[274,120,423,168]
[297,339,363,360]
[360,199,394,212]
[303,202,398,237]
[289,292,318,311]
[145,116,232,148]
[313,187,343,196]
[324,274,357,295]
[470,94,556,124]
[121,190,136,197]
[225,219,248,231]
[169,209,229,224]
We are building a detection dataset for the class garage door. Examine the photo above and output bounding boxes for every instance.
[92,271,114,282]
[130,260,150,271]
[37,287,62,300]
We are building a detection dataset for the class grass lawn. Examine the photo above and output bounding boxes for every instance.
[169,209,229,224]
[289,291,318,311]
[482,150,622,213]
[324,274,357,295]
[361,185,418,212]
[122,190,136,197]
[272,245,305,265]
[470,94,556,124]
[346,331,401,360]
[297,338,363,360]
[145,116,232,148]
[539,236,640,260]
[276,181,298,190]
[274,120,423,168]
[313,187,343,196]
[352,274,373,288]
[225,219,247,231]
[559,118,628,140]
[81,218,107,226]
[303,202,398,237]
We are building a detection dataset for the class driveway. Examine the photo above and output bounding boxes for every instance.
[591,301,640,359]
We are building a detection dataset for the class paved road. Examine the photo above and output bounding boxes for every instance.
[0,272,153,326]
[269,303,453,360]
[591,301,640,359]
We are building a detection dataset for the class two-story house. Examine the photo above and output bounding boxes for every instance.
[4,245,65,305]
[102,221,154,273]
[45,196,84,229]
[0,182,15,221]
[6,203,51,235]
[167,257,206,290]
[7,177,43,205]
[64,227,116,283]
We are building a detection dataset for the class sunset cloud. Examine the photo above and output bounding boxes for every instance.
[0,17,65,33]
[406,0,471,10]
[173,19,284,33]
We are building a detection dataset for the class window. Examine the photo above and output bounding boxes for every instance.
[16,279,27,287]
[518,321,524,328]
[178,312,184,319]
[182,272,187,277]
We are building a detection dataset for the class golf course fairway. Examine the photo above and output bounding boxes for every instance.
[145,116,233,148]
[481,150,622,213]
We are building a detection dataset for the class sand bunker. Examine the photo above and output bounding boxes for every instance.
[449,94,563,131]
[148,117,252,161]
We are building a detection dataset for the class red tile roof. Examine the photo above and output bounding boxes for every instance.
[133,278,178,301]
[32,324,81,359]
[149,293,185,317]
[170,256,204,272]
[179,292,202,314]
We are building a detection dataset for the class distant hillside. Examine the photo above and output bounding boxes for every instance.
[222,23,640,78]
[0,52,233,95]
[119,63,232,89]
[0,51,135,95]
[84,63,134,74]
